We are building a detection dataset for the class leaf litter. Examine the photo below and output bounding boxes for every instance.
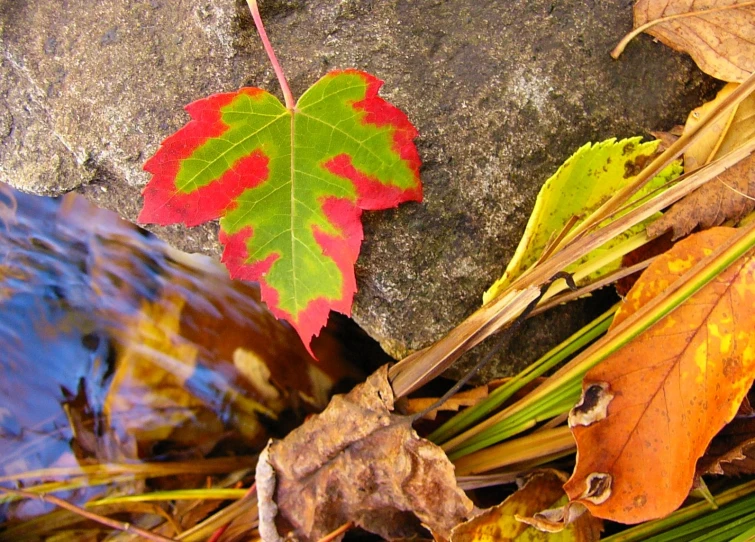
[256,365,474,541]
[451,470,601,542]
[12,0,755,539]
[250,3,755,539]
[648,82,755,240]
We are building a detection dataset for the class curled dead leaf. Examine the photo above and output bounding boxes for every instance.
[647,150,755,240]
[256,365,473,541]
[613,1,755,82]
[516,502,591,535]
[698,414,755,476]
[451,470,601,541]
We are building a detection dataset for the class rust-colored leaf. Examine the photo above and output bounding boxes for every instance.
[698,414,755,476]
[564,227,755,523]
[614,1,755,82]
[451,470,601,542]
[647,83,755,240]
[256,365,474,541]
[616,230,674,296]
[647,153,755,240]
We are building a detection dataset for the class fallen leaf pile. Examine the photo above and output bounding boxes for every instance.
[125,0,755,538]
[256,365,474,541]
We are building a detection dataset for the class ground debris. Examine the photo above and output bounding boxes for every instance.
[256,365,474,541]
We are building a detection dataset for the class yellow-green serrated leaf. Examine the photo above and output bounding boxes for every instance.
[483,137,682,304]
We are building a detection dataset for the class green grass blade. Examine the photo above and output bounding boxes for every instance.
[448,384,580,461]
[730,523,755,542]
[445,220,755,461]
[429,306,615,445]
[688,512,755,542]
[602,480,755,542]
[87,488,248,506]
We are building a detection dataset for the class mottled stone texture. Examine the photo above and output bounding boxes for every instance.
[0,0,717,379]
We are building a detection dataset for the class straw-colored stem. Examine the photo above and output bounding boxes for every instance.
[317,521,355,542]
[391,137,755,403]
[453,425,575,476]
[0,486,178,542]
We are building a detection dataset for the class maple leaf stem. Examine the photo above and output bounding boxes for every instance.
[246,0,295,110]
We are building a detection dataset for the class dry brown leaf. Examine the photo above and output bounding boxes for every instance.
[683,83,741,171]
[648,82,755,240]
[649,128,683,152]
[614,1,755,82]
[450,470,601,541]
[256,365,474,541]
[647,151,755,240]
[698,415,755,476]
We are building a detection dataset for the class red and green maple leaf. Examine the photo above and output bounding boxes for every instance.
[139,70,422,354]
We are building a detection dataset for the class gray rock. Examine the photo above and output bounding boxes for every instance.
[0,0,717,380]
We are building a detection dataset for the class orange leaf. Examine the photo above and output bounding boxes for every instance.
[564,227,755,523]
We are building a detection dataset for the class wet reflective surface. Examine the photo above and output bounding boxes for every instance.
[0,182,382,525]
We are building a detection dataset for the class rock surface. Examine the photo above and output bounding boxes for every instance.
[0,0,717,379]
